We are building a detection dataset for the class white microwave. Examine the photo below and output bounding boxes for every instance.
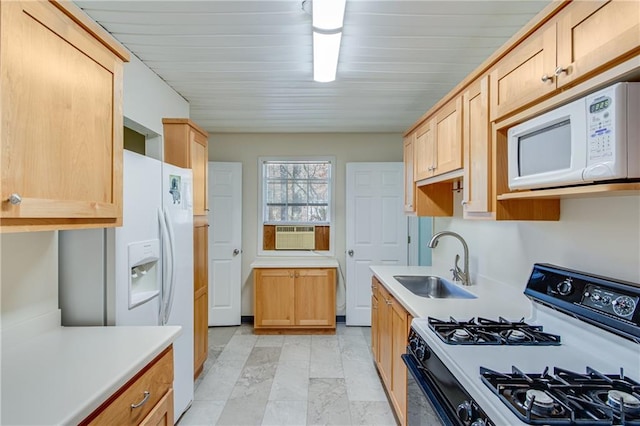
[508,82,640,190]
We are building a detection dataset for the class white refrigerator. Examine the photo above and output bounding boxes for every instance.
[59,150,194,423]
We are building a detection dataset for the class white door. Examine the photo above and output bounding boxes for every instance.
[346,162,407,326]
[208,162,242,325]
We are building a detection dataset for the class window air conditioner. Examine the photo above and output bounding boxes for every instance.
[275,226,315,250]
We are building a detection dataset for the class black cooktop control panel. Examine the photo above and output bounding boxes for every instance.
[524,263,640,341]
[582,283,639,319]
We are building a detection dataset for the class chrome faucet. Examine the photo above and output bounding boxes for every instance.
[427,231,471,286]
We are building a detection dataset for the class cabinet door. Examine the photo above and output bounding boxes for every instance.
[191,130,209,216]
[254,269,295,327]
[377,284,393,389]
[1,0,125,230]
[140,389,174,426]
[193,219,208,378]
[462,77,492,217]
[556,0,640,87]
[403,134,416,213]
[391,301,410,426]
[414,120,436,181]
[433,97,463,176]
[489,24,557,121]
[371,283,379,364]
[294,268,336,327]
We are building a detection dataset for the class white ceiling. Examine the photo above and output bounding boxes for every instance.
[77,1,550,134]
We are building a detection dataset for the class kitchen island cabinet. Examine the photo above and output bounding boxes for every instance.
[1,325,180,425]
[82,346,174,426]
[0,0,129,232]
[254,267,336,333]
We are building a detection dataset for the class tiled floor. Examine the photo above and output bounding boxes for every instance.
[179,324,397,426]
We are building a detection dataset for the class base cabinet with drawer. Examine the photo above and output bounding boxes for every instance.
[81,346,174,426]
[371,277,412,426]
[254,268,336,333]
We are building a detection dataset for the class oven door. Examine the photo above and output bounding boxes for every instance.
[402,353,451,426]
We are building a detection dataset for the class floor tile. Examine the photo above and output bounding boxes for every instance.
[309,335,343,378]
[255,334,285,347]
[268,359,309,401]
[349,400,396,425]
[215,396,268,425]
[178,400,225,425]
[307,378,352,425]
[261,400,307,426]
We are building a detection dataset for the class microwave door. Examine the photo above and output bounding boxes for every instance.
[507,100,588,190]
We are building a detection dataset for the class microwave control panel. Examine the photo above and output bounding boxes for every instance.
[587,92,614,162]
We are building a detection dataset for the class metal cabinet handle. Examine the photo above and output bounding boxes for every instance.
[541,74,553,83]
[295,272,299,278]
[554,66,568,76]
[130,391,150,409]
[8,193,21,205]
[385,299,392,305]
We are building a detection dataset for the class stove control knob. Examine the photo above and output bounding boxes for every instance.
[556,278,573,296]
[471,420,487,426]
[456,401,473,423]
[602,296,611,305]
[592,293,602,302]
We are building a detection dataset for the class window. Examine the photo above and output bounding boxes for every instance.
[262,159,332,224]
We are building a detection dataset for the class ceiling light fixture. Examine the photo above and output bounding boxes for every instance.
[311,0,346,83]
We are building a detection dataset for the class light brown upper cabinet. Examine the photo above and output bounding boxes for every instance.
[403,134,416,214]
[490,0,640,122]
[414,120,435,181]
[489,23,557,122]
[462,77,492,218]
[0,0,129,232]
[433,97,463,176]
[555,0,640,87]
[162,119,209,216]
[414,97,463,181]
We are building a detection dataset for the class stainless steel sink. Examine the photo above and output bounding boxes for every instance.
[392,275,477,299]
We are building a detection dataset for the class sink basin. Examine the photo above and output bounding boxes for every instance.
[392,275,477,299]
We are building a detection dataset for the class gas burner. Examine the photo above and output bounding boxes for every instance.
[428,316,561,346]
[523,389,564,417]
[452,328,471,341]
[503,329,529,342]
[607,390,640,412]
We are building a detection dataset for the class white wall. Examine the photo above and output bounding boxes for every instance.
[432,192,640,291]
[123,54,189,136]
[209,133,403,315]
[1,233,59,331]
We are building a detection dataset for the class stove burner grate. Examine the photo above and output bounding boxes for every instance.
[480,366,640,425]
[428,316,561,346]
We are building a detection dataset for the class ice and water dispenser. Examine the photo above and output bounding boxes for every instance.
[128,239,160,309]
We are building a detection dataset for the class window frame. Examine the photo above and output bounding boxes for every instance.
[257,156,336,256]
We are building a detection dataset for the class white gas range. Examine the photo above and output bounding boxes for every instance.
[405,263,640,426]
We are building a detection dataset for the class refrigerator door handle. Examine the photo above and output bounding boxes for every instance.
[158,208,169,324]
[162,207,177,325]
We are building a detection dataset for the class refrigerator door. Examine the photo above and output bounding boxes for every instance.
[112,151,163,326]
[162,162,194,421]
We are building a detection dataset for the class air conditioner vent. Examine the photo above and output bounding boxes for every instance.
[275,225,315,250]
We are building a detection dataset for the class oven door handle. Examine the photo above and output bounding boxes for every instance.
[402,354,456,426]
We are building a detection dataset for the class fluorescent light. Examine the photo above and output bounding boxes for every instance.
[312,0,346,31]
[311,0,346,82]
[313,32,342,83]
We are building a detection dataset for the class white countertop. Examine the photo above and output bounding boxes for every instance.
[369,265,533,319]
[1,325,181,425]
[251,256,339,268]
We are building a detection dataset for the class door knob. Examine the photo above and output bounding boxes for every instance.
[348,250,354,257]
[233,249,240,256]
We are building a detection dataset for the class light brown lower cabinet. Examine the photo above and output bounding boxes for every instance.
[193,217,209,379]
[372,277,412,426]
[254,267,336,333]
[81,346,174,426]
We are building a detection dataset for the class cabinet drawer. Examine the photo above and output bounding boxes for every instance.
[82,347,174,426]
